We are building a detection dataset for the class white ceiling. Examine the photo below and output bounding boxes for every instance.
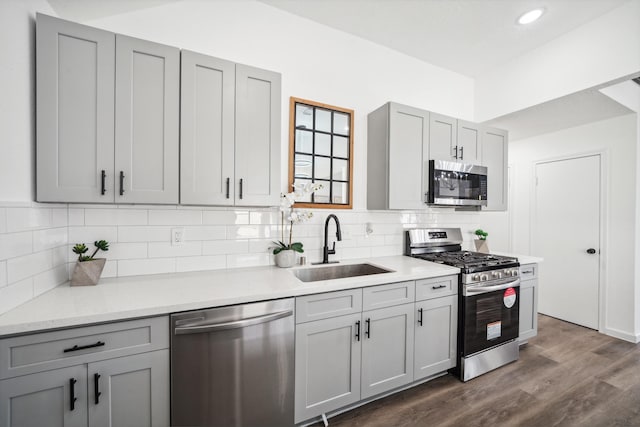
[46,0,637,139]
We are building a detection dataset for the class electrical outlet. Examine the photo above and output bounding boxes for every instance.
[171,228,185,246]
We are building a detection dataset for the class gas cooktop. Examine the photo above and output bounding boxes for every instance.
[413,251,519,273]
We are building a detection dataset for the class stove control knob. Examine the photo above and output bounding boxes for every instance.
[505,270,513,277]
[513,270,518,276]
[472,274,480,282]
[480,274,488,281]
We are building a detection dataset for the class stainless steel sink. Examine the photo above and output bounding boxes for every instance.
[293,263,393,282]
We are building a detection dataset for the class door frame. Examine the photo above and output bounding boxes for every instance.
[530,150,608,333]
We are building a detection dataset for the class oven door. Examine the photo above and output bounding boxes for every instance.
[461,278,520,356]
[428,160,488,206]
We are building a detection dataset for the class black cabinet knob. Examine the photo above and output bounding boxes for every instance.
[586,248,597,254]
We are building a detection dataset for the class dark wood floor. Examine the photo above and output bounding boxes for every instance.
[317,315,640,427]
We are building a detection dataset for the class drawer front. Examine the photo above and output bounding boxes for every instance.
[296,289,363,324]
[0,316,169,380]
[415,275,457,301]
[520,264,538,280]
[362,281,415,311]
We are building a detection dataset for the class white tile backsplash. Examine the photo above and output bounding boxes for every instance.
[0,203,485,315]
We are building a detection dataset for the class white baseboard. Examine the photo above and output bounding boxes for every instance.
[602,327,639,343]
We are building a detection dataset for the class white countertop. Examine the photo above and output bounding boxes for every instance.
[0,256,459,337]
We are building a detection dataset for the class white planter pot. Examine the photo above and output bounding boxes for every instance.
[70,258,106,286]
[275,250,297,268]
[474,240,489,254]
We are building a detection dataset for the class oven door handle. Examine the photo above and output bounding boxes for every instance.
[465,278,521,296]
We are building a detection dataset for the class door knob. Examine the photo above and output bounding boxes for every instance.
[586,248,597,254]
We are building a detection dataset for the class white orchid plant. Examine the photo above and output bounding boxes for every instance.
[272,183,323,255]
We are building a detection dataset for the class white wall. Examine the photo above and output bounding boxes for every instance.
[475,0,640,122]
[509,114,638,340]
[0,0,55,202]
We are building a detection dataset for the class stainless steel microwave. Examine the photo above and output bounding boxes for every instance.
[427,160,488,207]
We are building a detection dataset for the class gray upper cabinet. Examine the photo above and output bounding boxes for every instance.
[37,14,179,204]
[234,64,282,206]
[429,113,481,164]
[367,102,429,210]
[180,51,235,205]
[36,14,115,203]
[180,55,281,207]
[115,35,180,204]
[481,126,509,211]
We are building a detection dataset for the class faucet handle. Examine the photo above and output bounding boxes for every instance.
[328,242,336,255]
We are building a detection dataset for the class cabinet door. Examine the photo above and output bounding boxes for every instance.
[457,120,481,164]
[519,279,538,342]
[388,104,429,209]
[115,35,179,204]
[36,13,115,203]
[414,295,457,381]
[180,50,235,205]
[482,127,508,211]
[429,113,457,162]
[88,350,169,427]
[361,304,414,399]
[294,313,361,423]
[0,365,87,427]
[234,64,281,206]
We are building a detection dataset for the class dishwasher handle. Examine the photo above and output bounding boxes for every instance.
[174,309,293,335]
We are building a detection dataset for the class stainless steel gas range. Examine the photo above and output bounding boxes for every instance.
[405,228,521,382]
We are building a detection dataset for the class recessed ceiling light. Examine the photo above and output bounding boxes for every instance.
[517,8,545,25]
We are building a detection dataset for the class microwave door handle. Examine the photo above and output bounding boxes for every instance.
[465,278,521,296]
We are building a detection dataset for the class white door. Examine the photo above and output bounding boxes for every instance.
[533,155,601,329]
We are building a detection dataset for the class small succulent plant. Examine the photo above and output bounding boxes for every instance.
[474,229,488,241]
[73,240,109,262]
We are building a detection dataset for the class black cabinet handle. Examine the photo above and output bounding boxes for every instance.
[101,170,106,195]
[226,177,230,199]
[432,284,447,290]
[365,318,371,339]
[64,341,105,353]
[587,248,597,254]
[239,178,243,200]
[418,308,423,326]
[94,373,101,405]
[70,378,77,411]
[460,146,464,160]
[355,321,360,341]
[119,171,125,196]
[453,146,458,159]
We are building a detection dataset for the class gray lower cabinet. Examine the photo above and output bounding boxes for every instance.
[36,13,179,204]
[180,52,281,207]
[360,304,414,399]
[414,295,457,380]
[88,350,169,427]
[519,264,539,343]
[0,316,169,427]
[0,365,88,427]
[294,313,361,424]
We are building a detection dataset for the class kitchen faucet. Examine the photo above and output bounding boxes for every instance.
[319,214,342,264]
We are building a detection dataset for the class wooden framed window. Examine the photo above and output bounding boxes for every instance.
[288,97,354,209]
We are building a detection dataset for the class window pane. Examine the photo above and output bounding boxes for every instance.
[293,179,313,202]
[295,104,313,130]
[316,109,331,132]
[315,133,331,156]
[333,112,349,135]
[332,182,349,204]
[294,154,313,179]
[314,182,331,203]
[295,130,313,153]
[333,136,348,158]
[314,156,331,180]
[333,159,348,180]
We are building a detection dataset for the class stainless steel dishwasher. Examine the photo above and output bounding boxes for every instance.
[170,298,294,427]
